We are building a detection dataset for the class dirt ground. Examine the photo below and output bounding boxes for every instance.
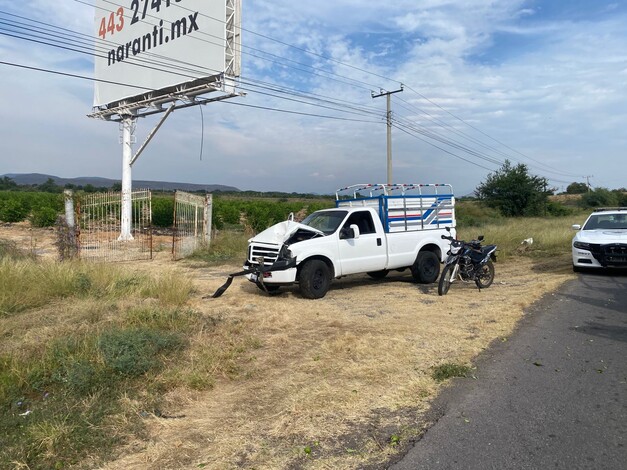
[1,223,576,469]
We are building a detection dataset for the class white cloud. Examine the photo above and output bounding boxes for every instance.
[0,0,626,194]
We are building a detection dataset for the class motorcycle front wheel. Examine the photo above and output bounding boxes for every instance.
[475,260,495,288]
[438,264,454,296]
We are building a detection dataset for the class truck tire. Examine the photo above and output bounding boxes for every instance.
[367,269,389,279]
[411,251,440,284]
[299,260,331,299]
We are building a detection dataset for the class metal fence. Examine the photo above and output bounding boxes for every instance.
[77,190,152,262]
[172,191,212,260]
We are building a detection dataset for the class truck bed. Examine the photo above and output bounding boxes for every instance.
[336,184,455,233]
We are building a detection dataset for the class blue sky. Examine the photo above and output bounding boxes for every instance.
[0,0,625,195]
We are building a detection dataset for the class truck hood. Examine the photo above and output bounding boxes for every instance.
[249,220,324,245]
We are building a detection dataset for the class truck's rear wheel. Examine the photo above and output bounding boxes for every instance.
[411,251,440,284]
[299,260,331,299]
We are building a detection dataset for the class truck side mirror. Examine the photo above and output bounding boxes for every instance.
[340,224,361,240]
[350,224,360,239]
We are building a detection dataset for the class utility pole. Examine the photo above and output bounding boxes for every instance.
[372,85,404,185]
[585,175,593,192]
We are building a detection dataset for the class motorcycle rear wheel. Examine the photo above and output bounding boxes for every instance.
[475,260,495,288]
[438,264,454,296]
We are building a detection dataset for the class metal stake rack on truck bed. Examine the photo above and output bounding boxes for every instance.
[335,183,455,233]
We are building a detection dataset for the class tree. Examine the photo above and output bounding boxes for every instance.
[579,188,619,208]
[37,177,62,193]
[475,160,550,217]
[566,182,588,194]
[0,176,17,190]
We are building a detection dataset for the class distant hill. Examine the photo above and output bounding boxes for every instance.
[2,173,240,193]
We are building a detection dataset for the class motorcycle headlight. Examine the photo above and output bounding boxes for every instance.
[450,245,461,255]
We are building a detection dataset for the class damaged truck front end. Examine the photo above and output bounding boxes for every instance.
[208,219,324,298]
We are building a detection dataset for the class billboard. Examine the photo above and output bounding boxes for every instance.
[93,0,240,108]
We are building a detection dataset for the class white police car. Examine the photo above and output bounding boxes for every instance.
[572,208,627,272]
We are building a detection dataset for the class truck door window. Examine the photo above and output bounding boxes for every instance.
[343,212,376,235]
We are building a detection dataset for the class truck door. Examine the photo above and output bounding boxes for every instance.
[338,211,388,275]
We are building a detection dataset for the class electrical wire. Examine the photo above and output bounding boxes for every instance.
[0,6,590,184]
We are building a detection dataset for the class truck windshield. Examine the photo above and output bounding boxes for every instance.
[301,210,347,235]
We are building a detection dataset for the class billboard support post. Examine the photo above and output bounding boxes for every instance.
[119,115,136,241]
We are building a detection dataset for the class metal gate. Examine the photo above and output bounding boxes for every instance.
[77,190,152,262]
[172,191,212,260]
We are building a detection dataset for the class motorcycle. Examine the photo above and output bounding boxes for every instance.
[438,229,497,295]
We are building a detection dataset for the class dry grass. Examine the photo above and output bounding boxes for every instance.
[97,255,574,470]
[457,214,585,260]
[1,221,576,469]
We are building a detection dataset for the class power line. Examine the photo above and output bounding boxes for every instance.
[0,6,590,184]
[401,84,585,179]
[0,60,378,123]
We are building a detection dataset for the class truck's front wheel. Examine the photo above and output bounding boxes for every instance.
[299,260,331,299]
[411,251,440,284]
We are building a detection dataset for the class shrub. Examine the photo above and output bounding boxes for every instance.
[30,207,59,227]
[579,188,618,208]
[546,201,573,216]
[152,196,174,227]
[98,328,184,377]
[613,190,627,206]
[0,198,29,222]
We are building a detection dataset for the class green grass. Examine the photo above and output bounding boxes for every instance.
[188,229,250,265]
[0,252,260,469]
[457,210,588,261]
[431,363,472,382]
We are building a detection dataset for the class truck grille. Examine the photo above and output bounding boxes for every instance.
[248,243,280,265]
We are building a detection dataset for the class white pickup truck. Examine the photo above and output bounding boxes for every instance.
[242,183,456,298]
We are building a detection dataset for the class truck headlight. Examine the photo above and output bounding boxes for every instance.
[278,244,293,260]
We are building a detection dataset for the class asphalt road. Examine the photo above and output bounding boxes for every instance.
[390,270,627,470]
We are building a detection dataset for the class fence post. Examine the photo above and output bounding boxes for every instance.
[64,189,75,229]
[204,193,213,245]
[64,189,77,256]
